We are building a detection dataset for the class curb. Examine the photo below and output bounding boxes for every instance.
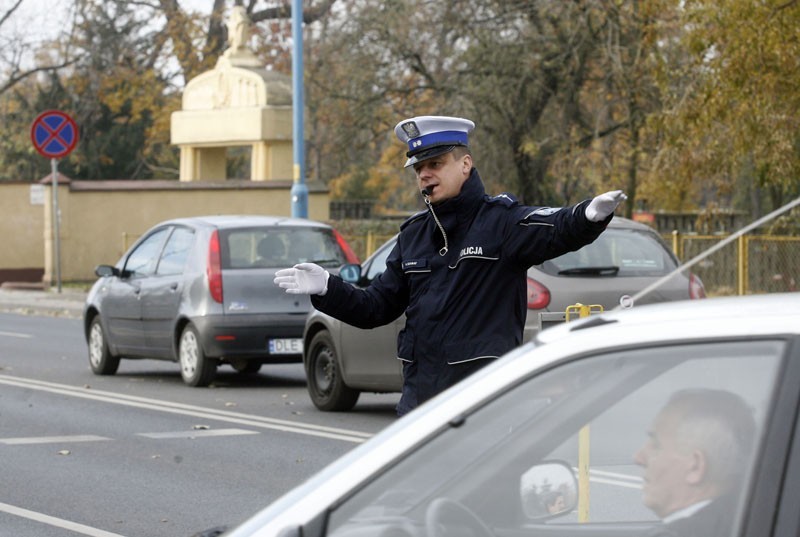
[0,289,86,320]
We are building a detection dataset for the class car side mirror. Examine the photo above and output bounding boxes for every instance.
[95,264,120,278]
[520,460,578,519]
[339,263,362,284]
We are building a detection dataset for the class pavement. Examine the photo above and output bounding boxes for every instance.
[0,287,87,319]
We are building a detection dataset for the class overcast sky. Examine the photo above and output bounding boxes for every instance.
[5,0,212,42]
[2,0,215,74]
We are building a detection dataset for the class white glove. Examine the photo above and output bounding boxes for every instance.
[273,263,330,295]
[585,190,627,222]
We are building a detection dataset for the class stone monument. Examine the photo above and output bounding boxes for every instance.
[171,6,294,182]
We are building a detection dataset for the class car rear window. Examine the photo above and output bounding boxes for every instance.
[220,226,348,269]
[538,228,678,277]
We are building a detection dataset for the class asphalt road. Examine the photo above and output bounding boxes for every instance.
[0,311,400,537]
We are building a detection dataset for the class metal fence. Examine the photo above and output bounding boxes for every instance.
[669,233,800,296]
[344,231,800,298]
[345,232,396,263]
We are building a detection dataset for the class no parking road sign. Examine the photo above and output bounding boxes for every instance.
[30,110,79,159]
[31,109,78,294]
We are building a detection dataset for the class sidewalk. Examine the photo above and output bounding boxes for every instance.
[0,287,86,319]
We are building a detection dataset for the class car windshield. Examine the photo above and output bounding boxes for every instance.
[538,228,678,277]
[326,339,784,536]
[221,227,348,269]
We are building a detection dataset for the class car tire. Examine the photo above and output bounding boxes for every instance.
[88,316,121,375]
[231,360,262,375]
[306,330,360,411]
[179,324,216,387]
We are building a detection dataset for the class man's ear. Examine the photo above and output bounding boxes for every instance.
[461,154,472,174]
[686,449,707,485]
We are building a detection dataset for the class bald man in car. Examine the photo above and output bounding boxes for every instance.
[634,388,757,537]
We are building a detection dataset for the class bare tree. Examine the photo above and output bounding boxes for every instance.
[0,0,77,96]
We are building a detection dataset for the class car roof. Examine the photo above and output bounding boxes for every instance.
[154,215,333,230]
[227,292,800,536]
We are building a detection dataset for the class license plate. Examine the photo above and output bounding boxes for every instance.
[269,338,303,354]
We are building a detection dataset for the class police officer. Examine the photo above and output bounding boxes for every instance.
[275,116,626,416]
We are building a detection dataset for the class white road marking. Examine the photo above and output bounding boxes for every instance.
[590,475,643,489]
[573,466,644,489]
[0,330,32,338]
[588,467,643,483]
[0,501,127,537]
[0,434,110,445]
[138,428,259,439]
[0,374,372,443]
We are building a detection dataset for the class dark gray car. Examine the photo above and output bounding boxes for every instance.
[83,215,358,387]
[302,217,705,411]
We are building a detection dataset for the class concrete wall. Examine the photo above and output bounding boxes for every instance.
[0,182,46,283]
[0,178,329,285]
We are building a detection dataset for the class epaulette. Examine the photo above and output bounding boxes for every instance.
[486,192,519,207]
[400,210,428,230]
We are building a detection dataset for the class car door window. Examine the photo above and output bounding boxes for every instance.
[326,339,785,537]
[124,228,170,277]
[156,227,194,275]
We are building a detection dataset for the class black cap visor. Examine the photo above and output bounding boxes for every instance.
[404,144,463,168]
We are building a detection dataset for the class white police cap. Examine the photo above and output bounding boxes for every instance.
[394,116,475,168]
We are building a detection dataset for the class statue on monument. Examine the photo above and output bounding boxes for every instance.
[227,5,250,52]
[220,6,261,67]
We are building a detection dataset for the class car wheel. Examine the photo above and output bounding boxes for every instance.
[231,360,261,375]
[179,324,216,387]
[88,316,121,375]
[306,330,359,411]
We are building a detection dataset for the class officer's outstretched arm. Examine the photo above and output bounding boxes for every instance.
[274,263,330,295]
[585,190,627,222]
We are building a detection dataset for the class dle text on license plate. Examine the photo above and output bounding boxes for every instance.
[269,338,303,355]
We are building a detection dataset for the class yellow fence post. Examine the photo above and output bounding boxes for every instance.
[366,231,375,259]
[565,303,604,523]
[671,230,681,259]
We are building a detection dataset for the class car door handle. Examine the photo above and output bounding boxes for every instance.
[170,283,179,291]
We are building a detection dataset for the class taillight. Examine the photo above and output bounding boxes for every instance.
[527,277,551,309]
[207,230,223,303]
[689,273,706,299]
[333,229,360,264]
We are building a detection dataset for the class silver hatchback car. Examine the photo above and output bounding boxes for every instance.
[83,215,358,387]
[303,217,705,410]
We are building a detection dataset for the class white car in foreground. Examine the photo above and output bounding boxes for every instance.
[207,292,800,537]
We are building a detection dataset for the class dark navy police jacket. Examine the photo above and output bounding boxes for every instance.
[312,168,611,415]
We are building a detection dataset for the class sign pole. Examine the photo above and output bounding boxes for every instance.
[30,109,78,293]
[51,158,62,293]
[290,0,308,218]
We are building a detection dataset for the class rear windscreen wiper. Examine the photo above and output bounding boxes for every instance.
[558,266,620,276]
[310,259,342,267]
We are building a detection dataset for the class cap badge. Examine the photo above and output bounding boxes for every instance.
[401,121,420,138]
